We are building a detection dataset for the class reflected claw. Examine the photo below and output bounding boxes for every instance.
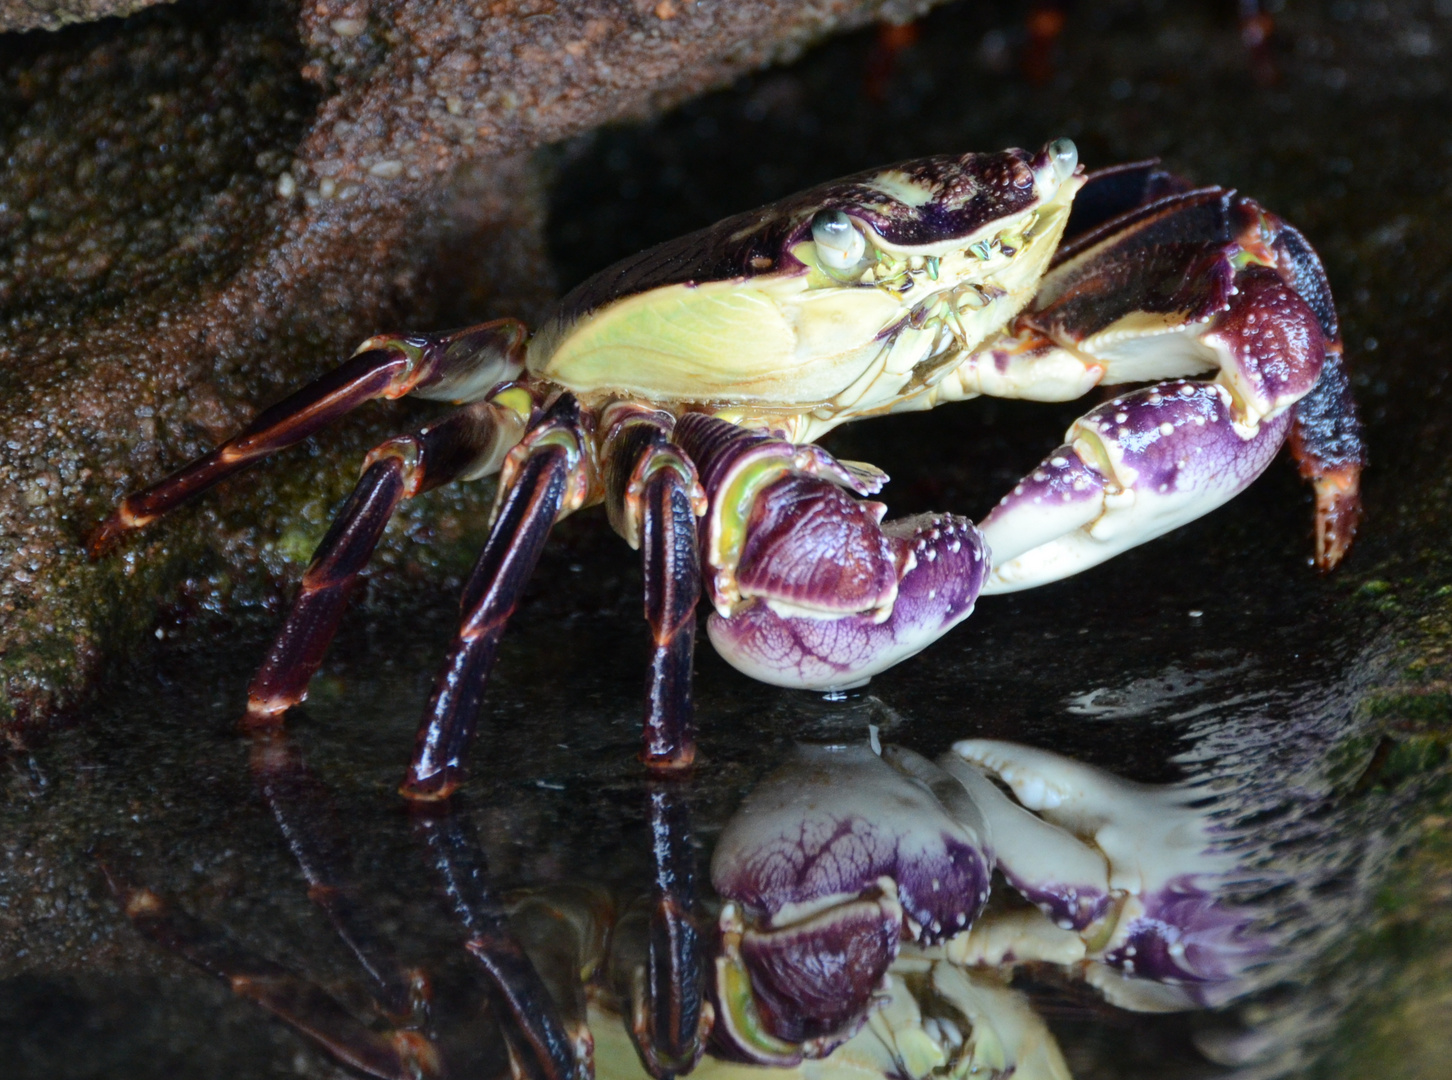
[708,743,996,1062]
[950,739,1274,997]
[949,739,1234,896]
[936,752,1114,936]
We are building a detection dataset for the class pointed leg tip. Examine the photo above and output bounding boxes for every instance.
[641,747,696,774]
[87,501,157,560]
[1311,469,1363,572]
[399,768,461,803]
[241,701,287,733]
[85,516,128,560]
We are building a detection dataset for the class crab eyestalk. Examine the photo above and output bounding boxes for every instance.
[708,744,996,1063]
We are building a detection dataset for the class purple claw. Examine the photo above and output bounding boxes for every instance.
[709,743,995,1061]
[734,895,902,1045]
[936,753,1115,936]
[982,380,1293,592]
[953,739,1277,1008]
[713,744,994,944]
[707,514,988,691]
[1099,878,1268,993]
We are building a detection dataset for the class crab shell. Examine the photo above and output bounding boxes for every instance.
[527,144,1083,437]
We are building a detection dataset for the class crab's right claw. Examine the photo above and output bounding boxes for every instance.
[708,743,996,1063]
[977,380,1294,594]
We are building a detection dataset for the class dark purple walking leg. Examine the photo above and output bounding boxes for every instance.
[402,394,592,802]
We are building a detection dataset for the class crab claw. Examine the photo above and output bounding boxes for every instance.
[709,744,994,1063]
[936,752,1115,937]
[951,740,1274,1008]
[978,381,1294,593]
[707,510,989,691]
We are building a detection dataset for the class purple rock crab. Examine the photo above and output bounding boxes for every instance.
[90,139,1362,1078]
[90,138,1364,796]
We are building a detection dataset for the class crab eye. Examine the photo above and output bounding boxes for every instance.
[1048,137,1079,182]
[811,210,868,273]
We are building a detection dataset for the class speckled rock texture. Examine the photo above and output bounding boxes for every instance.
[0,0,172,34]
[0,0,942,737]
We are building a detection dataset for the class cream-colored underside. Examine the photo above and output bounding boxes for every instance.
[529,183,1078,440]
[590,956,1069,1080]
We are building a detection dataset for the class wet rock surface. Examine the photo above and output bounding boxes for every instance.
[2,1,1452,1078]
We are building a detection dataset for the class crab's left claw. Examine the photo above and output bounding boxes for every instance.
[706,494,989,692]
[951,740,1275,1009]
[672,414,990,693]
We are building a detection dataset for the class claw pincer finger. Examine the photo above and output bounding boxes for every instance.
[980,380,1292,593]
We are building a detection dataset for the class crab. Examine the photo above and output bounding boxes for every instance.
[89,136,1364,794]
[89,135,1362,1078]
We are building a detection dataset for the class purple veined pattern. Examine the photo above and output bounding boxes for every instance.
[698,734,1282,1077]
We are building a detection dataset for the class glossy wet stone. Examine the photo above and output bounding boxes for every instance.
[3,1,1452,1078]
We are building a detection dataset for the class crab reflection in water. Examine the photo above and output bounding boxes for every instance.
[110,725,1316,1080]
[596,736,1285,1080]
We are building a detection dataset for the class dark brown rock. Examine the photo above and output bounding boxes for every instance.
[0,0,942,734]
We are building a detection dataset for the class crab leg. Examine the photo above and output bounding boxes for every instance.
[597,411,713,1074]
[99,861,443,1080]
[1288,346,1363,567]
[249,730,433,1021]
[414,807,591,1080]
[600,407,708,770]
[610,782,712,1078]
[1059,160,1193,243]
[88,320,527,556]
[105,727,449,1073]
[245,397,528,728]
[403,393,594,801]
[639,466,705,770]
